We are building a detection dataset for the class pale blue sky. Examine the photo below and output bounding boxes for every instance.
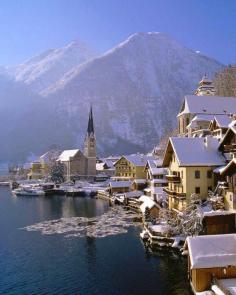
[0,0,235,65]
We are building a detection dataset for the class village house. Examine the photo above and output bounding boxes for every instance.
[96,157,117,177]
[208,115,233,141]
[186,234,236,293]
[114,154,155,180]
[144,159,168,203]
[139,195,161,219]
[57,107,97,181]
[28,149,61,179]
[162,137,225,211]
[211,121,236,211]
[108,180,131,195]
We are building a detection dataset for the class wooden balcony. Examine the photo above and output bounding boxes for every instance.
[223,144,236,152]
[166,175,181,183]
[163,187,186,199]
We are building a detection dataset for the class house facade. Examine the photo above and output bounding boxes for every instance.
[114,154,154,180]
[162,137,225,211]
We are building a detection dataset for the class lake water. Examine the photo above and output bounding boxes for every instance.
[0,187,191,295]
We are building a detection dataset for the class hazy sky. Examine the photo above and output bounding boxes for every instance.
[0,0,235,66]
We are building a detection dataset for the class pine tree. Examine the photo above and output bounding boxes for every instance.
[49,162,65,184]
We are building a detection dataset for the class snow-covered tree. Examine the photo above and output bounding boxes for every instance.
[49,162,65,184]
[180,193,203,237]
[208,190,225,210]
[159,208,182,235]
[144,207,151,222]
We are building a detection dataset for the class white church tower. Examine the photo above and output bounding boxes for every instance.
[84,106,96,178]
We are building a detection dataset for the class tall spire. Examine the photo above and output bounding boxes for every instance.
[87,106,94,135]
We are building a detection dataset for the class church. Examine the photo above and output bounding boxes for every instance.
[57,107,97,181]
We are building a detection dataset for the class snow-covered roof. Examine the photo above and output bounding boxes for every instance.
[214,115,232,128]
[118,154,155,166]
[218,159,236,176]
[109,181,131,188]
[151,179,168,184]
[192,114,215,122]
[150,224,170,234]
[150,167,167,176]
[139,195,159,213]
[124,191,143,198]
[178,95,236,117]
[40,150,61,163]
[187,234,236,269]
[163,137,225,167]
[58,149,80,161]
[133,179,146,184]
[213,165,227,174]
[217,279,236,295]
[96,163,105,171]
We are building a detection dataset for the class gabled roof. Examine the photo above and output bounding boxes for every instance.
[178,95,236,117]
[109,181,131,188]
[40,150,61,163]
[163,137,225,167]
[214,115,232,128]
[115,154,155,167]
[58,149,80,161]
[219,122,236,150]
[219,159,236,176]
[187,234,236,269]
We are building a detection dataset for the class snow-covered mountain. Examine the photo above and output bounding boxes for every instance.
[0,32,224,162]
[7,40,96,92]
[42,32,223,155]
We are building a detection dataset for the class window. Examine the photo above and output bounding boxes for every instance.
[181,171,183,178]
[195,170,200,179]
[207,170,212,179]
[186,117,190,127]
[195,187,200,194]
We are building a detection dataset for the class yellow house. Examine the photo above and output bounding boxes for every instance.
[162,137,225,212]
[27,150,61,180]
[114,154,154,180]
[27,161,42,179]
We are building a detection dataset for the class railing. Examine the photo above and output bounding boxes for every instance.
[166,175,181,183]
[223,144,236,152]
[163,187,186,199]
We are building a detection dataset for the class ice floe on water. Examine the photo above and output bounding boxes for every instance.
[22,207,140,238]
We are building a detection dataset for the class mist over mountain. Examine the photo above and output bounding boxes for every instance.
[1,32,223,163]
[6,41,96,93]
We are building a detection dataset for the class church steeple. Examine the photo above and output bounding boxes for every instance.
[87,106,94,135]
[84,106,96,171]
[195,74,216,96]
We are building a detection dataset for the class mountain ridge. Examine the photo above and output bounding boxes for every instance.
[0,32,224,162]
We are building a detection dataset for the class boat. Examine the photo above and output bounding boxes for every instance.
[12,187,45,197]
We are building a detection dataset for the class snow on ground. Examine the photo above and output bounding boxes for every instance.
[22,207,140,238]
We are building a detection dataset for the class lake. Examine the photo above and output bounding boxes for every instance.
[0,187,191,295]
